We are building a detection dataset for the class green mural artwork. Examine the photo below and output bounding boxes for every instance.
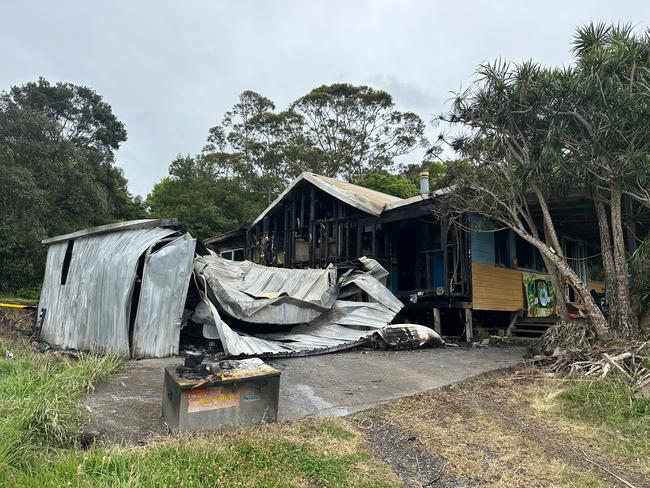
[522,272,557,317]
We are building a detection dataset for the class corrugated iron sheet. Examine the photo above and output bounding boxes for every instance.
[131,234,197,358]
[194,255,403,357]
[38,227,180,355]
[194,254,338,324]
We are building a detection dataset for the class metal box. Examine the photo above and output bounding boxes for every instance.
[162,362,281,432]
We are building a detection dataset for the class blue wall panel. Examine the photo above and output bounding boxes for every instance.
[470,214,496,264]
[471,231,495,264]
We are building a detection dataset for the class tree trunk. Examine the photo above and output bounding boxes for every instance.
[512,227,610,339]
[610,189,637,338]
[532,185,563,255]
[532,186,569,321]
[549,262,570,321]
[594,197,619,329]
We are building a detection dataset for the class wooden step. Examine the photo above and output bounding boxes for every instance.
[511,316,557,338]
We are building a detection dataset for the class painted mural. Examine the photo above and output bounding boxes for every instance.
[522,272,557,317]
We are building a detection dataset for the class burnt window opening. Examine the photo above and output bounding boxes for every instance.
[61,239,75,285]
[494,229,510,267]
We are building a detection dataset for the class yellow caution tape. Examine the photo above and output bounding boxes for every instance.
[0,303,30,309]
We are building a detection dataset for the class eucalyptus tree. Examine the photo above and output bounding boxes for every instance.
[202,90,309,200]
[555,23,650,337]
[202,85,428,201]
[438,61,608,336]
[291,84,428,181]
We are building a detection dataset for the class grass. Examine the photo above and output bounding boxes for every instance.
[0,296,38,306]
[7,420,397,488]
[556,374,650,465]
[0,339,124,470]
[0,338,398,487]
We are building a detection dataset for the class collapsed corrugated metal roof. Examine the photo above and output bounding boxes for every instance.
[192,254,403,357]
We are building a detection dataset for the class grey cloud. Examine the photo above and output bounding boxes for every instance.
[1,0,648,195]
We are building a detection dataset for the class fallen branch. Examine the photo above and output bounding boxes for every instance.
[528,342,649,392]
[603,353,632,380]
[574,447,637,488]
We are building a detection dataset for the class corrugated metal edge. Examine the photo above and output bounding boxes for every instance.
[42,219,179,245]
[131,233,197,358]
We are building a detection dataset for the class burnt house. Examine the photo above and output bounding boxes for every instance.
[242,172,473,335]
[215,172,619,340]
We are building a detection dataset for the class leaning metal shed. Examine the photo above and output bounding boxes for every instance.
[38,219,196,358]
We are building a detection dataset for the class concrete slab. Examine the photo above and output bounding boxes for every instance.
[270,346,525,420]
[84,346,525,444]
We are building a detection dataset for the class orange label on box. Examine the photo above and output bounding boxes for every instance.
[187,387,241,413]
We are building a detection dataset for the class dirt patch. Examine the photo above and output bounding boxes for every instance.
[354,416,470,487]
[0,306,37,341]
[365,368,647,487]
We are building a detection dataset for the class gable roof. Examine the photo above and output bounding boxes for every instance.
[251,172,402,226]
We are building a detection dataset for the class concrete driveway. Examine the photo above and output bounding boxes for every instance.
[84,345,525,444]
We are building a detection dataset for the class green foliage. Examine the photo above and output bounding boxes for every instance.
[399,160,448,189]
[147,155,266,240]
[0,78,145,293]
[201,84,428,196]
[568,23,650,190]
[292,84,428,181]
[0,340,124,469]
[354,173,419,198]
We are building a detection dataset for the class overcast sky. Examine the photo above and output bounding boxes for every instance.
[3,0,648,196]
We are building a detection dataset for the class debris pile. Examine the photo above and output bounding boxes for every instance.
[539,320,596,352]
[528,342,650,395]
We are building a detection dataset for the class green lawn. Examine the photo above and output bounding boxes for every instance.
[0,338,397,488]
[558,374,650,463]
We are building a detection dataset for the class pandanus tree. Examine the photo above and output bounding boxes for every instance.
[555,23,650,338]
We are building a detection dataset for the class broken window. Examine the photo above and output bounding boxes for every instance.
[60,239,74,285]
[494,229,510,267]
[220,248,245,261]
